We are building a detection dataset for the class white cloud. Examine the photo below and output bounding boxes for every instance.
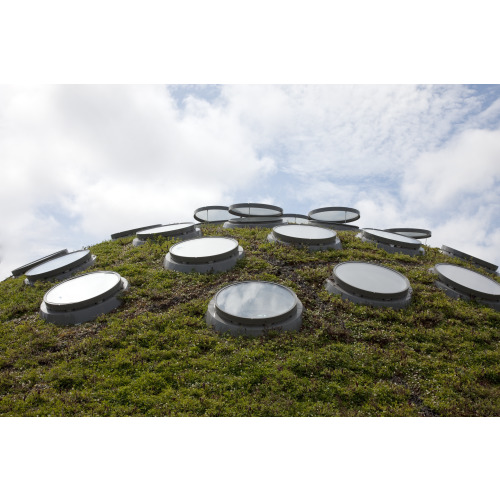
[0,85,276,278]
[402,127,500,211]
[1,84,499,279]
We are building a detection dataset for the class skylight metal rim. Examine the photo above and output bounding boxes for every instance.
[308,221,360,231]
[385,228,432,239]
[433,263,500,300]
[332,261,411,300]
[111,224,163,240]
[272,224,337,245]
[25,250,93,281]
[136,222,196,241]
[362,229,421,250]
[193,205,231,223]
[214,280,299,326]
[43,271,125,312]
[228,203,283,217]
[441,245,498,272]
[308,206,361,223]
[228,216,282,224]
[169,237,240,265]
[11,249,69,277]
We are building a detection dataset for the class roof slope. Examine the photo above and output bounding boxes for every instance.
[1,226,499,416]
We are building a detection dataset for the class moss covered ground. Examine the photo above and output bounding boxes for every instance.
[0,225,499,416]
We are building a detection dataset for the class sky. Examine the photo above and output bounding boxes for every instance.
[1,2,500,496]
[1,84,499,279]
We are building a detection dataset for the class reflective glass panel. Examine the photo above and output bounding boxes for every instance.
[216,282,296,320]
[394,231,428,238]
[232,207,282,217]
[311,209,358,222]
[45,272,121,306]
[26,250,90,276]
[274,225,335,240]
[335,262,409,295]
[196,209,230,222]
[436,264,500,296]
[171,237,237,259]
[364,229,419,245]
[138,223,194,235]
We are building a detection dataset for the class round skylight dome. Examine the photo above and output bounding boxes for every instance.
[228,203,283,217]
[111,224,162,240]
[430,263,500,311]
[24,250,96,284]
[325,261,412,309]
[441,245,498,273]
[40,271,130,325]
[11,249,68,277]
[223,217,283,229]
[133,223,202,246]
[267,224,342,251]
[193,205,231,223]
[308,207,361,224]
[385,228,432,239]
[206,281,303,336]
[164,237,244,273]
[358,229,424,256]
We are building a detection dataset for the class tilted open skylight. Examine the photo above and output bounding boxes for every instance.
[430,263,500,311]
[441,245,498,274]
[11,249,68,277]
[133,223,202,246]
[228,203,283,217]
[25,250,96,284]
[358,229,424,256]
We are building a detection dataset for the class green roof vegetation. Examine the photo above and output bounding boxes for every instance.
[1,225,499,416]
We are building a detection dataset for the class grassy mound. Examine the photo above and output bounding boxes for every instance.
[1,225,499,416]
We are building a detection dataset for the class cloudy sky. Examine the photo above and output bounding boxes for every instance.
[1,84,499,279]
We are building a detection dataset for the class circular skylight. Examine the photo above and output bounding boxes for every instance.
[308,207,360,223]
[111,224,162,240]
[164,237,244,273]
[385,228,432,239]
[138,223,194,237]
[25,250,95,283]
[11,249,68,277]
[44,272,122,310]
[223,217,283,229]
[432,263,500,304]
[268,224,342,250]
[206,281,303,336]
[280,214,310,224]
[441,245,498,272]
[228,203,283,217]
[170,237,238,263]
[134,223,201,246]
[325,261,412,309]
[359,229,424,256]
[40,271,129,325]
[193,206,231,223]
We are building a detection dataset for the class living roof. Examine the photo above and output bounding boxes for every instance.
[1,225,499,416]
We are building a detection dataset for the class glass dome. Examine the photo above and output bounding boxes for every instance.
[206,281,303,336]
